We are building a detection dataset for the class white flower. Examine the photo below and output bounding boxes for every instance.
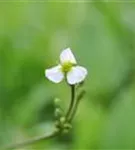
[45,48,88,85]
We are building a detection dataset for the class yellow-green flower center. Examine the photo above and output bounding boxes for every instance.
[61,62,73,73]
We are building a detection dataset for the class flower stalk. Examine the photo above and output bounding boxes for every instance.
[66,85,75,119]
[4,130,59,150]
[4,84,85,150]
[3,48,88,150]
[68,90,86,122]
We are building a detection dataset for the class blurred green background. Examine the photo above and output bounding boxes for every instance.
[1,1,135,149]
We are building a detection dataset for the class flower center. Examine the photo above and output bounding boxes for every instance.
[61,62,73,73]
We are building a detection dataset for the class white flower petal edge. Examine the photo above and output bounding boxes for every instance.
[60,48,77,64]
[45,65,64,83]
[67,66,88,85]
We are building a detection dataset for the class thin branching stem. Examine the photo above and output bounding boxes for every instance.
[3,84,81,150]
[65,85,75,120]
[68,90,86,122]
[4,130,59,150]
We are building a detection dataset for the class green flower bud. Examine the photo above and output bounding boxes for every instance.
[63,123,72,129]
[63,128,69,134]
[60,117,66,124]
[54,127,60,133]
[54,120,60,128]
[54,108,63,118]
[54,98,61,107]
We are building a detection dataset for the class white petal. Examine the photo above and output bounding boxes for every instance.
[67,66,88,85]
[45,65,64,83]
[60,48,77,64]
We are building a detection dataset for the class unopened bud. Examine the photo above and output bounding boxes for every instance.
[54,98,61,107]
[63,128,69,134]
[54,127,60,133]
[54,108,63,118]
[63,123,72,130]
[60,117,66,124]
[54,120,60,128]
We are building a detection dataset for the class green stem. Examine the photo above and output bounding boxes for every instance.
[3,84,79,150]
[3,130,59,150]
[68,90,86,122]
[65,85,75,120]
